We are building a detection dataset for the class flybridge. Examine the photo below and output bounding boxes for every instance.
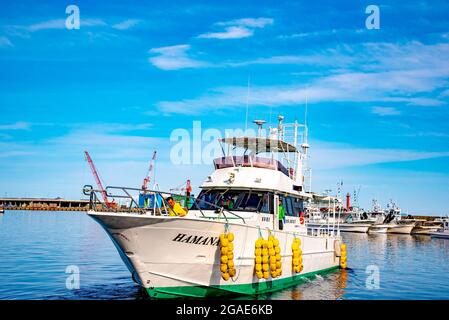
[215,115,312,192]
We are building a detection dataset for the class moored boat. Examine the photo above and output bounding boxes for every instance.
[85,116,345,298]
[430,219,449,239]
[411,220,442,235]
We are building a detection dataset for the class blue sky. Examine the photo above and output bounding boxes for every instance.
[1,0,449,214]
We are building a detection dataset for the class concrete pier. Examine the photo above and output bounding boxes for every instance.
[0,197,89,211]
[0,197,144,212]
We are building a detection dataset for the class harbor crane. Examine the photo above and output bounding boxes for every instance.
[169,179,192,196]
[142,151,157,193]
[84,151,116,209]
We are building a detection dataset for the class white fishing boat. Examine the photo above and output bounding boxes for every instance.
[85,116,345,298]
[367,200,417,234]
[430,219,449,239]
[306,193,372,233]
[411,220,442,235]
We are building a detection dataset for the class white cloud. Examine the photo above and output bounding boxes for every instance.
[0,122,31,130]
[198,26,253,39]
[112,19,141,30]
[0,36,13,47]
[148,44,208,70]
[371,107,401,116]
[25,18,106,32]
[310,141,449,170]
[217,18,273,28]
[198,17,273,40]
[156,40,449,113]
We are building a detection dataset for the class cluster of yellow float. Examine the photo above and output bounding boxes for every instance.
[254,235,282,280]
[291,237,303,273]
[340,243,347,269]
[219,232,236,281]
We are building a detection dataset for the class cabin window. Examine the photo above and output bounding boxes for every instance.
[293,198,305,216]
[259,193,272,214]
[195,189,271,213]
[286,197,295,217]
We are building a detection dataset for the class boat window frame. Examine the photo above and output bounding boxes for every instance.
[195,188,273,213]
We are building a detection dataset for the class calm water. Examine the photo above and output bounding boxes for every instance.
[1,210,449,300]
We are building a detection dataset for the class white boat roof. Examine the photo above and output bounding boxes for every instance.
[220,137,298,153]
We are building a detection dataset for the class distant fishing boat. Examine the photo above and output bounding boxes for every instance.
[411,220,442,235]
[430,219,449,239]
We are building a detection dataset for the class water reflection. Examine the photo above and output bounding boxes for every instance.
[2,211,449,299]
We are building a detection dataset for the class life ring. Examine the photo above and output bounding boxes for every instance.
[300,216,305,225]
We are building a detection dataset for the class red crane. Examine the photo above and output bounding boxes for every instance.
[84,151,116,208]
[142,151,157,192]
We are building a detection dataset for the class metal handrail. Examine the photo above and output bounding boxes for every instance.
[83,185,246,224]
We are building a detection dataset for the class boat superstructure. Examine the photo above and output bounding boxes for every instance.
[84,116,344,298]
[430,218,449,239]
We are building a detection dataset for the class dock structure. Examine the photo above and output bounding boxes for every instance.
[0,197,143,212]
[0,197,90,211]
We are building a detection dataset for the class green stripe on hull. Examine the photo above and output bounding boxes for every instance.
[145,266,340,299]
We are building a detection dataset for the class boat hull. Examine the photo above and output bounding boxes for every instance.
[411,227,441,235]
[430,232,449,239]
[307,222,371,233]
[89,211,341,298]
[388,224,415,234]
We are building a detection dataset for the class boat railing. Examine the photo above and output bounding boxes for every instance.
[82,185,246,224]
[214,156,289,177]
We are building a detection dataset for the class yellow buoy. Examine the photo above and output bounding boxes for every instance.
[276,261,281,269]
[269,248,276,256]
[256,271,263,279]
[228,260,234,268]
[255,238,263,248]
[262,264,269,272]
[220,255,228,264]
[219,234,227,242]
[255,248,262,256]
[273,238,279,246]
[221,247,228,255]
[262,240,268,249]
[276,253,281,261]
[262,255,269,264]
[255,264,262,272]
[267,241,274,249]
[262,248,269,256]
[222,272,230,281]
[220,238,229,248]
[275,246,280,254]
[255,256,262,264]
[227,252,234,260]
[220,264,228,272]
[229,268,236,277]
[270,256,277,264]
[227,233,234,242]
[263,271,269,279]
[270,263,277,271]
[228,242,234,251]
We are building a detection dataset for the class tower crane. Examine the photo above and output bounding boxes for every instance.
[84,151,116,209]
[142,151,157,193]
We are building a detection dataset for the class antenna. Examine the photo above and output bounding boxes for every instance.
[245,74,250,131]
[253,119,266,138]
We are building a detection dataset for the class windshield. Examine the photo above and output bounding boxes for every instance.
[194,189,272,213]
